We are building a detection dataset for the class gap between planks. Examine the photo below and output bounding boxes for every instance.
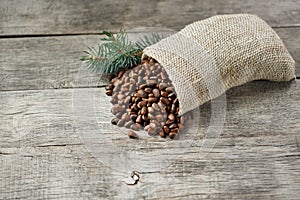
[0,25,299,39]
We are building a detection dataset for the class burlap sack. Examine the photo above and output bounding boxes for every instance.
[143,14,295,115]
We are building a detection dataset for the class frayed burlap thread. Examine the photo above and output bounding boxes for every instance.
[143,14,295,115]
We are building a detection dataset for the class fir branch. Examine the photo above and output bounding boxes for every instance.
[136,33,163,50]
[81,30,163,74]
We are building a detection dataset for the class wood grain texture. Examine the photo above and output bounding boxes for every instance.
[276,27,300,77]
[1,81,299,199]
[0,35,103,91]
[1,1,299,199]
[0,0,299,36]
[0,28,299,91]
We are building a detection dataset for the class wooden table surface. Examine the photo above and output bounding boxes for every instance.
[0,1,299,199]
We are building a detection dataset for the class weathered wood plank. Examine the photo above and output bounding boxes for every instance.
[0,0,299,36]
[0,35,103,91]
[276,27,300,77]
[0,28,299,91]
[1,80,299,199]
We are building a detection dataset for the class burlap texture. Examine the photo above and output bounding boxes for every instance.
[143,14,295,115]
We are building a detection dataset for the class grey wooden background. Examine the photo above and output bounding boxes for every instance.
[0,0,299,199]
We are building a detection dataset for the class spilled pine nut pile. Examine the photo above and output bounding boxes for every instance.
[105,58,192,139]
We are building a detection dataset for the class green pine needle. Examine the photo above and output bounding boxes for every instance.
[136,33,163,50]
[81,29,163,74]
